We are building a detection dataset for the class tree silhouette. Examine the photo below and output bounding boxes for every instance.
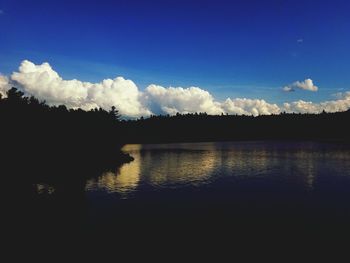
[1,87,350,186]
[0,88,131,187]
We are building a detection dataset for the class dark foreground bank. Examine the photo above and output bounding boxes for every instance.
[4,141,350,260]
[2,89,350,259]
[1,88,132,184]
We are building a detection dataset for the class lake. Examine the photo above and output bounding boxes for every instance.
[86,141,350,198]
[81,142,350,237]
[25,141,350,254]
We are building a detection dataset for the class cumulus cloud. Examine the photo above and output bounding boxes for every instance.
[2,60,350,117]
[5,60,282,117]
[0,74,11,97]
[283,79,318,92]
[143,85,281,117]
[144,85,223,115]
[283,92,350,114]
[10,60,150,117]
[333,91,350,100]
[221,98,280,116]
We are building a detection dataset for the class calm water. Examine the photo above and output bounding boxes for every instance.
[85,141,350,199]
[79,141,350,247]
[26,141,350,253]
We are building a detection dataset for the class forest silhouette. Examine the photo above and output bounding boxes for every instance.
[2,87,350,254]
[1,88,132,188]
[121,105,350,144]
[2,87,350,185]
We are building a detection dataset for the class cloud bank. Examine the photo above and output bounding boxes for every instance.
[283,78,318,92]
[0,75,11,97]
[1,60,350,118]
[10,60,150,117]
[144,85,223,115]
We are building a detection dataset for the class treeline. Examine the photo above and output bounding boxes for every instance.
[121,110,350,143]
[2,87,350,157]
[1,87,350,191]
[0,88,132,186]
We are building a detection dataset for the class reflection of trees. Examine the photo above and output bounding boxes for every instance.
[86,142,350,196]
[139,148,218,187]
[1,87,132,191]
[86,143,219,194]
[219,148,271,178]
[86,145,141,196]
[286,148,350,189]
[221,145,319,188]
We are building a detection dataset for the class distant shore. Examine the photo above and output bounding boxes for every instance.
[2,88,350,188]
[120,111,350,144]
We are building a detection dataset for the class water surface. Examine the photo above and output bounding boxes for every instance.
[86,141,350,199]
[28,141,350,252]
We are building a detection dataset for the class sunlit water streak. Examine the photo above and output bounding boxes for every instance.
[85,141,350,198]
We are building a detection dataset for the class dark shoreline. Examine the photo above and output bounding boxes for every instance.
[2,87,350,189]
[123,138,350,146]
[120,111,350,144]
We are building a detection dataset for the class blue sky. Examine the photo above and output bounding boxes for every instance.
[1,0,350,105]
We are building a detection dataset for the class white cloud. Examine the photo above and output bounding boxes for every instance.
[283,100,319,114]
[334,91,350,100]
[11,60,150,117]
[0,74,11,97]
[143,85,281,116]
[221,98,280,116]
[283,78,318,92]
[283,92,350,114]
[6,60,282,117]
[282,86,295,92]
[144,85,223,115]
[2,60,350,117]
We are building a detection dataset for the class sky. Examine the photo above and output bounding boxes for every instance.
[1,0,350,117]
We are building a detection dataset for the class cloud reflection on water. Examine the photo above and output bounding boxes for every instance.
[85,142,350,198]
